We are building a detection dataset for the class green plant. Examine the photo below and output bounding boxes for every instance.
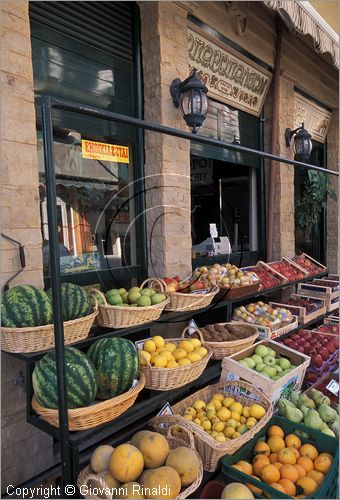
[296,170,337,231]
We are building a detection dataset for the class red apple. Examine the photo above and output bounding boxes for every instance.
[311,353,323,368]
[305,347,316,356]
[303,342,311,350]
[295,346,305,353]
[305,372,318,383]
[319,347,330,360]
[291,334,301,341]
[289,342,299,350]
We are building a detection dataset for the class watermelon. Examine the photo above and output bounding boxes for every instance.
[48,283,91,321]
[87,338,139,400]
[32,346,98,409]
[1,285,53,328]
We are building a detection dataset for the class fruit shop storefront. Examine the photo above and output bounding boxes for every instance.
[1,0,339,497]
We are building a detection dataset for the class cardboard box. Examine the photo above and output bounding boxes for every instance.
[220,339,310,404]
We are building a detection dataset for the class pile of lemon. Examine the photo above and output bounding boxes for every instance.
[182,394,266,442]
[139,335,208,369]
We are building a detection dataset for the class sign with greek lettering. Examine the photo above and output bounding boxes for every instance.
[294,93,332,144]
[82,140,129,163]
[188,27,271,116]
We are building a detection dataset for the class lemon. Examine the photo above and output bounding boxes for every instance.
[178,358,191,366]
[166,360,179,368]
[210,416,220,425]
[237,424,248,435]
[210,431,219,438]
[139,350,151,366]
[195,347,208,358]
[231,411,241,422]
[242,406,250,417]
[202,419,212,431]
[178,340,194,353]
[222,397,235,408]
[217,408,231,422]
[213,393,225,402]
[173,348,187,361]
[189,338,201,348]
[184,407,196,417]
[187,352,201,363]
[164,342,177,352]
[152,354,167,368]
[193,400,206,411]
[250,403,265,420]
[158,349,174,361]
[206,403,216,412]
[152,335,165,348]
[226,419,238,429]
[232,431,241,439]
[206,410,216,420]
[212,422,225,432]
[211,399,222,410]
[230,402,243,414]
[196,411,206,420]
[144,339,156,353]
[240,416,246,424]
[183,414,193,421]
[224,426,235,437]
[194,418,201,425]
[214,433,226,443]
[246,417,257,429]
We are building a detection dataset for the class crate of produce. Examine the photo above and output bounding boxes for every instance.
[194,322,259,360]
[135,330,212,391]
[1,284,99,353]
[150,380,273,472]
[291,253,327,276]
[247,261,288,289]
[264,257,308,282]
[203,263,261,301]
[304,374,339,405]
[220,340,310,404]
[327,273,339,281]
[91,280,169,328]
[77,426,203,499]
[297,282,339,312]
[270,294,326,325]
[313,320,339,336]
[220,415,339,499]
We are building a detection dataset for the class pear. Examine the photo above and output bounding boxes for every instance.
[310,388,331,407]
[300,405,310,418]
[286,406,304,424]
[290,390,300,407]
[277,397,295,416]
[329,418,339,437]
[321,427,335,437]
[295,429,310,439]
[299,393,315,409]
[318,404,338,423]
[304,408,323,431]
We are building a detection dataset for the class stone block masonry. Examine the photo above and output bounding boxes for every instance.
[0,0,53,490]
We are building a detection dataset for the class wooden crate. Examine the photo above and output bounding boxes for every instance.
[220,339,310,404]
[290,253,327,276]
[270,295,326,325]
[297,282,339,312]
[249,316,299,340]
[264,257,308,281]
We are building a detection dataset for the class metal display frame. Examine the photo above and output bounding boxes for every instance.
[7,94,337,497]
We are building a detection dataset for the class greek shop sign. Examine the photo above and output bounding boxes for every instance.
[82,140,129,163]
[188,27,271,116]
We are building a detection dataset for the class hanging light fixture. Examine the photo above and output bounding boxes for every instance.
[285,122,313,161]
[231,135,242,163]
[170,68,208,133]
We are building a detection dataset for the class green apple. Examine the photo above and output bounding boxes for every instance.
[136,295,152,307]
[129,287,141,293]
[243,357,256,369]
[151,293,166,305]
[267,348,277,358]
[272,375,281,380]
[106,293,123,306]
[128,290,141,303]
[255,362,266,372]
[263,355,276,366]
[251,354,263,364]
[275,365,283,373]
[239,360,250,368]
[254,345,269,358]
[118,288,127,295]
[262,366,276,378]
[281,368,293,377]
[279,358,291,370]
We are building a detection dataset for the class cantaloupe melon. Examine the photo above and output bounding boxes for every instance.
[221,483,254,499]
[130,430,152,448]
[100,471,120,490]
[90,445,114,473]
[136,432,169,468]
[142,466,181,499]
[109,444,144,482]
[116,482,144,499]
[165,447,200,486]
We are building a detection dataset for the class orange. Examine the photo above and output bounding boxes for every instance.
[299,444,318,461]
[296,476,318,496]
[267,436,285,453]
[246,476,262,495]
[279,479,296,496]
[314,455,332,474]
[236,461,253,475]
[294,464,307,479]
[272,462,283,471]
[289,447,300,460]
[307,470,325,485]
[268,425,285,439]
[280,464,299,483]
[232,464,246,473]
[318,452,333,462]
[278,447,297,465]
[253,454,270,464]
[269,482,286,494]
[253,457,270,476]
[285,434,302,450]
[254,441,270,456]
[269,453,278,463]
[297,456,314,473]
[259,464,281,484]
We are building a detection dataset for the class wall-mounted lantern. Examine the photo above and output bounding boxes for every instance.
[285,122,313,162]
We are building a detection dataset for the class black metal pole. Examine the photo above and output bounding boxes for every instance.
[41,95,72,495]
[48,96,338,177]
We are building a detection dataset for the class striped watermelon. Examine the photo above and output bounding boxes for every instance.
[32,346,98,409]
[1,285,53,328]
[48,283,91,321]
[87,338,139,400]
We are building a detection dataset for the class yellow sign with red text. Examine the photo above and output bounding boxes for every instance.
[81,140,129,163]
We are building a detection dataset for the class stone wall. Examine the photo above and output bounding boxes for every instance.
[0,0,53,490]
[326,109,339,273]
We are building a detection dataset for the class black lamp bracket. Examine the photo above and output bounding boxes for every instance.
[285,123,305,147]
[170,78,182,108]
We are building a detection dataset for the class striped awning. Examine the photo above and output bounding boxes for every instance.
[264,1,339,68]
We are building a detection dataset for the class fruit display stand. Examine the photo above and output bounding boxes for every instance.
[242,261,288,289]
[269,295,327,325]
[297,282,339,312]
[291,253,327,277]
[220,415,339,499]
[264,257,309,282]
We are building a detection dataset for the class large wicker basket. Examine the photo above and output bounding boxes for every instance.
[138,329,213,391]
[1,305,98,354]
[77,426,203,499]
[92,279,169,329]
[150,380,273,471]
[156,279,219,312]
[32,373,145,431]
[191,322,259,360]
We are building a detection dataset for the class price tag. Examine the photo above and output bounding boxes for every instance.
[135,339,145,351]
[190,289,210,295]
[188,319,199,336]
[157,402,174,417]
[209,223,218,238]
[326,379,339,396]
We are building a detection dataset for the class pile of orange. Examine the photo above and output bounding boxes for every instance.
[231,425,334,498]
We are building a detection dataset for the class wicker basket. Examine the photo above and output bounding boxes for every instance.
[191,322,259,360]
[150,380,273,472]
[77,426,203,499]
[1,305,98,354]
[92,279,169,329]
[214,281,261,302]
[156,279,219,312]
[32,373,145,431]
[138,329,213,390]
